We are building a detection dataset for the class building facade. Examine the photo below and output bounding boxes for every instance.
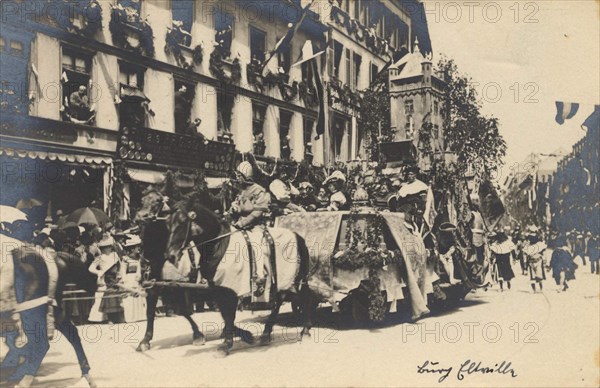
[1,0,432,220]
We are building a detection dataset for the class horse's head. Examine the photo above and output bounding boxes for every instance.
[165,200,222,263]
[135,190,170,223]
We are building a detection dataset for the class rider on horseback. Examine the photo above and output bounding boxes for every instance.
[230,161,271,229]
[229,161,271,296]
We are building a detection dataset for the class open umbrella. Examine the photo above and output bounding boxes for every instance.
[65,207,110,226]
[15,198,43,210]
[0,205,29,224]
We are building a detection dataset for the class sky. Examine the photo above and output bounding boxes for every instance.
[424,0,600,167]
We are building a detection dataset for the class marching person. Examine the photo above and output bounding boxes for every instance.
[87,235,124,324]
[489,229,516,291]
[522,225,548,293]
[588,233,599,275]
[549,235,576,292]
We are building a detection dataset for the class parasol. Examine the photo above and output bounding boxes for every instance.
[0,205,29,224]
[65,207,110,226]
[15,198,43,210]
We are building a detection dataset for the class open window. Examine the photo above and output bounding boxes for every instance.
[333,40,343,79]
[303,117,314,157]
[174,79,196,135]
[61,46,93,124]
[214,8,234,57]
[252,102,267,156]
[279,110,293,160]
[217,89,234,141]
[250,26,266,64]
[331,112,350,162]
[370,62,379,85]
[118,61,148,129]
[171,0,195,47]
[171,0,193,47]
[352,52,362,89]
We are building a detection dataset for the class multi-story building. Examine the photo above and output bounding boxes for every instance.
[387,38,445,170]
[313,0,432,164]
[0,0,432,220]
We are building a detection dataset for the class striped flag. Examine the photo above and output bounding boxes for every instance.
[555,101,579,125]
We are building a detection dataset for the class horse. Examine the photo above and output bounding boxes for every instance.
[135,190,313,355]
[0,235,98,388]
[133,190,217,351]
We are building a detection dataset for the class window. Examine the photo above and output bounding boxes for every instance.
[433,101,439,116]
[370,62,378,85]
[174,79,195,135]
[252,103,267,155]
[354,0,360,19]
[303,117,314,152]
[10,40,23,57]
[404,99,414,115]
[352,52,362,89]
[332,113,350,161]
[119,62,144,89]
[333,40,343,78]
[171,0,194,47]
[280,110,293,160]
[61,47,93,123]
[0,37,5,52]
[217,90,234,136]
[214,7,234,57]
[118,62,147,128]
[250,26,266,63]
[344,48,351,86]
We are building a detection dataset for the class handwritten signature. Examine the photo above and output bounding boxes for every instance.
[416,360,517,383]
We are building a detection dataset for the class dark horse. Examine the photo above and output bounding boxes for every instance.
[135,191,313,354]
[0,236,98,388]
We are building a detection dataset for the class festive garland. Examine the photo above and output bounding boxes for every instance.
[74,0,103,38]
[299,81,318,108]
[109,4,155,57]
[210,48,242,85]
[331,210,400,322]
[330,5,390,57]
[164,23,202,70]
[328,78,363,111]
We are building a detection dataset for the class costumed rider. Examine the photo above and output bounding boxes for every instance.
[229,161,271,230]
[320,170,349,211]
[228,161,271,296]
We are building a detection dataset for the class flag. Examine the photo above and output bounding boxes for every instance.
[311,57,325,138]
[260,0,315,77]
[555,101,579,125]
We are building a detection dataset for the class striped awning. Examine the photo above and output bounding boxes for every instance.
[0,147,112,166]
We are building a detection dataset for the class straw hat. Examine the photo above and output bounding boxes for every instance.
[98,235,115,248]
[123,234,142,247]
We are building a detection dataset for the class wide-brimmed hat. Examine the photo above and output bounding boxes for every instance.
[123,234,142,247]
[98,235,115,248]
[299,181,313,190]
[439,222,457,232]
[323,170,346,185]
[525,225,539,235]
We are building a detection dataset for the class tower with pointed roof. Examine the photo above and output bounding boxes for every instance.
[388,38,447,170]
